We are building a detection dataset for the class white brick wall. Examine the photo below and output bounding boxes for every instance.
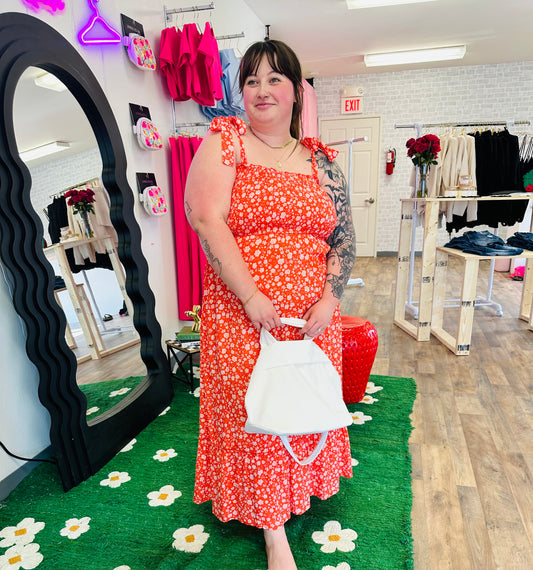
[29,148,102,244]
[315,61,533,252]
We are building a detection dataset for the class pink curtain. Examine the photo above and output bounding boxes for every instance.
[170,135,206,320]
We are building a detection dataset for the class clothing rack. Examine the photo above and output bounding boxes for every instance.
[49,177,101,199]
[172,119,211,136]
[328,137,368,287]
[216,31,245,41]
[395,119,530,318]
[164,3,214,24]
[395,120,530,133]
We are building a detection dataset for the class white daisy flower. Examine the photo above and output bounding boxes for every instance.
[100,471,131,488]
[159,406,170,416]
[312,521,358,553]
[360,395,378,405]
[109,387,131,398]
[172,524,209,553]
[120,439,136,452]
[153,449,177,462]
[147,485,182,507]
[86,406,99,416]
[192,367,200,379]
[350,411,372,425]
[351,457,359,467]
[323,563,351,570]
[60,517,91,540]
[193,387,201,398]
[0,543,43,570]
[0,518,45,547]
[113,566,131,570]
[365,381,383,394]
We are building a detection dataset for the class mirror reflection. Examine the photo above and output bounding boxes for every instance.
[13,67,146,416]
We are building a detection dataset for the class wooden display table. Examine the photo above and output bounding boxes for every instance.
[394,195,533,342]
[430,247,533,355]
[45,237,139,361]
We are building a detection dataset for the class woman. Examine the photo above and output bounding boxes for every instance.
[184,39,356,570]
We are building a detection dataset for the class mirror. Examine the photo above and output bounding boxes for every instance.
[12,67,146,416]
[0,13,172,491]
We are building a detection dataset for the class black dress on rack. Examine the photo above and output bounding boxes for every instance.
[47,196,113,273]
[446,130,529,232]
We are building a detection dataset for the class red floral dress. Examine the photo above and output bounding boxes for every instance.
[193,117,352,530]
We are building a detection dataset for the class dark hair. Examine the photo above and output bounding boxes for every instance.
[239,40,303,140]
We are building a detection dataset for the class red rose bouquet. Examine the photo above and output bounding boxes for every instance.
[64,188,96,215]
[405,134,441,167]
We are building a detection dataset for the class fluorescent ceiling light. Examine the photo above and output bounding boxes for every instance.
[20,141,71,162]
[347,0,438,8]
[364,45,466,67]
[34,72,67,92]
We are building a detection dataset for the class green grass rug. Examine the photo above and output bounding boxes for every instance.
[0,371,416,570]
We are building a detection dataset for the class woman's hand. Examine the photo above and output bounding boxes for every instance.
[300,298,337,337]
[243,290,282,331]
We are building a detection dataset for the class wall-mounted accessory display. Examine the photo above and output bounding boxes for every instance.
[121,14,155,71]
[136,172,168,216]
[129,104,163,150]
[135,118,163,150]
[123,34,156,70]
[78,0,122,45]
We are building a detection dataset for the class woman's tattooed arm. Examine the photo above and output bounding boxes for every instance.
[315,151,356,300]
[185,199,222,276]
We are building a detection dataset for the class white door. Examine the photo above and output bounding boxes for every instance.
[319,116,381,257]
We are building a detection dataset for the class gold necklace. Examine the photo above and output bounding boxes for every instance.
[249,126,297,169]
[250,126,294,149]
[274,140,298,170]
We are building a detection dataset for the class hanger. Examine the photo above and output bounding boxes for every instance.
[78,0,122,45]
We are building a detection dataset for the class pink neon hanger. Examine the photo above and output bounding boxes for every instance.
[21,0,65,14]
[78,0,122,45]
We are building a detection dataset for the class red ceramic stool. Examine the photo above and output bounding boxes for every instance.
[340,316,378,404]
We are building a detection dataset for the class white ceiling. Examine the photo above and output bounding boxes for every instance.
[242,0,533,78]
[11,0,533,166]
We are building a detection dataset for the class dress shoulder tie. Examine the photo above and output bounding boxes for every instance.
[301,137,339,178]
[301,138,338,162]
[209,116,247,166]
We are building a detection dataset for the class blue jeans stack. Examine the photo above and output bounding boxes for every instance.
[507,232,533,251]
[444,230,523,256]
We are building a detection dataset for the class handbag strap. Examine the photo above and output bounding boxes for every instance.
[260,317,309,347]
[279,432,328,466]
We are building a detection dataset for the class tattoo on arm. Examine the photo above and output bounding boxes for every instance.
[313,152,357,299]
[201,238,222,276]
[186,200,223,276]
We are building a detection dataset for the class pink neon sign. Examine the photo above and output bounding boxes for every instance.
[21,0,65,14]
[78,0,121,45]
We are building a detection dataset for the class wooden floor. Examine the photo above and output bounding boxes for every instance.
[340,256,533,570]
[75,313,146,385]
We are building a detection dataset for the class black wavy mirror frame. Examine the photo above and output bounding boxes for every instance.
[0,13,173,491]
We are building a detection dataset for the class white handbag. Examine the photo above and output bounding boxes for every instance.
[245,317,353,466]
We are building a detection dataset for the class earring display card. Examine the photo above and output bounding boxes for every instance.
[120,14,145,38]
[136,172,157,193]
[129,103,151,126]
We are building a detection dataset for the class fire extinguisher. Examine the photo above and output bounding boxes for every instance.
[386,148,396,175]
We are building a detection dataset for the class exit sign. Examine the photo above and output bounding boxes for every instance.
[341,96,363,114]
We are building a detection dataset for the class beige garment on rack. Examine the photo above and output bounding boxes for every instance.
[67,185,119,266]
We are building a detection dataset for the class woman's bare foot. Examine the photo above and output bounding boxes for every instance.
[263,525,297,570]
